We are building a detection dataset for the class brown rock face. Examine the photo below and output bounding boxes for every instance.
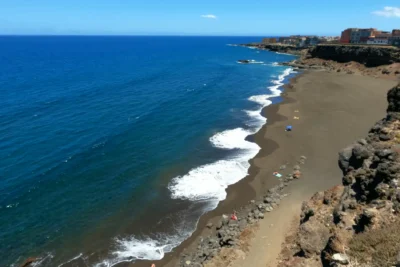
[309,45,400,67]
[277,83,400,267]
[298,221,330,257]
[20,257,38,267]
[387,84,400,113]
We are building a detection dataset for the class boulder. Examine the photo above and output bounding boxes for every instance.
[387,85,400,112]
[222,214,229,225]
[352,145,371,160]
[339,146,354,173]
[332,253,350,265]
[20,258,38,267]
[298,221,331,257]
[264,197,273,204]
[379,134,391,141]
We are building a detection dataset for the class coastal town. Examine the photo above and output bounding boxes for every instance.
[261,27,400,47]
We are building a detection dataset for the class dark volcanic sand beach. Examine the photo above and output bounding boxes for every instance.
[133,71,398,267]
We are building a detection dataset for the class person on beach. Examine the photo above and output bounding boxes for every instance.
[231,211,238,221]
[151,264,156,267]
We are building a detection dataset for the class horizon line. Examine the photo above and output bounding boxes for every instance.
[0,33,336,37]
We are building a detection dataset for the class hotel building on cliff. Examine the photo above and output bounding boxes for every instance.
[340,28,400,46]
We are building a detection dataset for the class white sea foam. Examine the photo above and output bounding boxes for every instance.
[94,237,173,267]
[57,253,83,267]
[169,158,252,201]
[276,52,294,56]
[210,128,259,150]
[169,67,293,202]
[245,67,294,130]
[30,253,54,267]
[237,60,264,64]
[93,240,159,267]
[248,95,273,106]
[94,225,194,267]
[99,67,295,267]
[245,109,266,126]
[249,60,264,64]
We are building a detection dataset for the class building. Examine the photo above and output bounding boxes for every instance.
[341,28,378,44]
[297,37,307,47]
[389,29,400,47]
[278,37,296,45]
[340,28,353,43]
[305,36,321,46]
[262,38,277,44]
[351,28,377,44]
[367,34,390,45]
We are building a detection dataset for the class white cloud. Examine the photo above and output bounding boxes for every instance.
[201,14,217,19]
[372,6,400,17]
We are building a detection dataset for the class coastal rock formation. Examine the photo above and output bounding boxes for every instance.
[241,43,307,56]
[20,257,38,267]
[281,45,400,80]
[277,83,400,267]
[308,45,400,67]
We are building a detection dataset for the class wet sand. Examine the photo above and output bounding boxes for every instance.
[133,70,398,267]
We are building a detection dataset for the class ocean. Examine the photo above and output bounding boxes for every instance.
[0,36,296,266]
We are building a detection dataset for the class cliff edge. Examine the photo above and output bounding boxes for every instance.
[309,45,400,67]
[282,45,400,80]
[278,83,400,267]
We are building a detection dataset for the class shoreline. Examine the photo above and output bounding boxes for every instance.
[136,68,398,267]
[131,69,303,267]
[14,46,298,267]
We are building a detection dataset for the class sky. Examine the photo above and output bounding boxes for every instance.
[0,0,399,36]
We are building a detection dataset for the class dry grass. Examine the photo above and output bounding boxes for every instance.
[349,219,400,267]
[347,258,372,267]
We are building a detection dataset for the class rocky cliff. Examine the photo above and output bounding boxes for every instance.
[282,45,400,80]
[278,84,400,267]
[241,43,307,56]
[308,45,400,67]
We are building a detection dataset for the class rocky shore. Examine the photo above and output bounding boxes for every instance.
[177,158,307,267]
[151,45,399,267]
[176,81,400,267]
[240,43,307,56]
[309,44,400,67]
[277,83,400,267]
[281,45,400,81]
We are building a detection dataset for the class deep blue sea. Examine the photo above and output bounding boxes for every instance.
[0,36,296,266]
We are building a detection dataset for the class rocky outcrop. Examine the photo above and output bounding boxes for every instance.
[280,45,400,80]
[278,84,400,267]
[20,257,38,267]
[308,45,400,67]
[240,43,307,56]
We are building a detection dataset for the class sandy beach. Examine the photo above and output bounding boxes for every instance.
[135,70,398,267]
[227,71,398,267]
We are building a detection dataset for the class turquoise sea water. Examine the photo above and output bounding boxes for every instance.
[0,36,296,266]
